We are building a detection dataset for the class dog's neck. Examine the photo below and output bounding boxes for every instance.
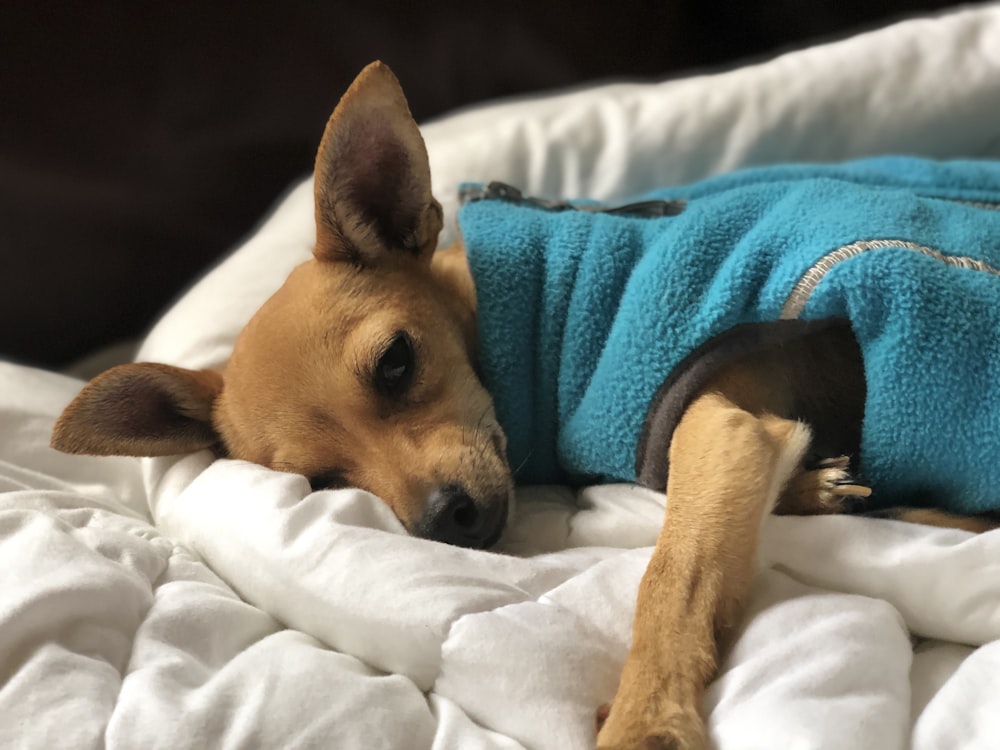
[429,242,479,354]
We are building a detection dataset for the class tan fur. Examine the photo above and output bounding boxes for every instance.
[879,508,999,534]
[212,253,509,530]
[52,363,222,456]
[51,62,998,749]
[52,62,511,537]
[595,394,814,749]
[593,333,870,749]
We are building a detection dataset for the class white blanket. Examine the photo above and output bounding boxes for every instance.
[4,6,1000,748]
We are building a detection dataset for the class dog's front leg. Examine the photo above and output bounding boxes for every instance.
[596,392,812,750]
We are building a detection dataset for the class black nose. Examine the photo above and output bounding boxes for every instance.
[417,484,507,549]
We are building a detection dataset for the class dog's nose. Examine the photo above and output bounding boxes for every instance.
[417,484,507,549]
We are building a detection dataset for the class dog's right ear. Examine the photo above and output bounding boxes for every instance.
[51,363,223,457]
[312,61,442,267]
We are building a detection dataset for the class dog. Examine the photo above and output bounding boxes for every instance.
[51,62,1000,749]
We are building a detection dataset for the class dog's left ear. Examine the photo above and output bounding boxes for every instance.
[51,363,223,457]
[313,61,442,267]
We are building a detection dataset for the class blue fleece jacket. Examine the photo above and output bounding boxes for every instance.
[457,157,1000,514]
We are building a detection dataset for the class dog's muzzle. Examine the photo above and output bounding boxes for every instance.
[415,484,508,549]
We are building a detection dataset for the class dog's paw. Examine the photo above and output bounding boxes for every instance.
[595,697,708,750]
[595,657,709,750]
[778,455,871,515]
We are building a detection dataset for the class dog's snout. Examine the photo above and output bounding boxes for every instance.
[418,484,507,549]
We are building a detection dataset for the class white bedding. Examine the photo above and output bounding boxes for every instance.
[4,6,1000,749]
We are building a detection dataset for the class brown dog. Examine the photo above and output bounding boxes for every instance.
[51,63,996,749]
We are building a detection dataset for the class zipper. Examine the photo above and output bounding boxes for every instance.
[781,238,1000,319]
[459,181,685,218]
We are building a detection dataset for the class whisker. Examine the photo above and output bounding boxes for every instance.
[474,407,490,438]
[511,451,532,478]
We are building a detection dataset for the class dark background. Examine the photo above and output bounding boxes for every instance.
[0,0,967,368]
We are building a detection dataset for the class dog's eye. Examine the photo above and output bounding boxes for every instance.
[309,470,349,491]
[375,332,414,396]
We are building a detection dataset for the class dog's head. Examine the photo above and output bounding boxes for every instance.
[52,62,512,549]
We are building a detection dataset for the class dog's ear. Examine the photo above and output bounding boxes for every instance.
[51,363,223,457]
[313,61,442,267]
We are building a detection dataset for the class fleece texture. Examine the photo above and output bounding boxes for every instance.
[458,157,1000,514]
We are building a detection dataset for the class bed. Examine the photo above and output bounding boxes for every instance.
[2,5,1000,748]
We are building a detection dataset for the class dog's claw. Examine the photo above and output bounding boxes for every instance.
[833,482,871,495]
[596,703,612,734]
[778,454,872,515]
